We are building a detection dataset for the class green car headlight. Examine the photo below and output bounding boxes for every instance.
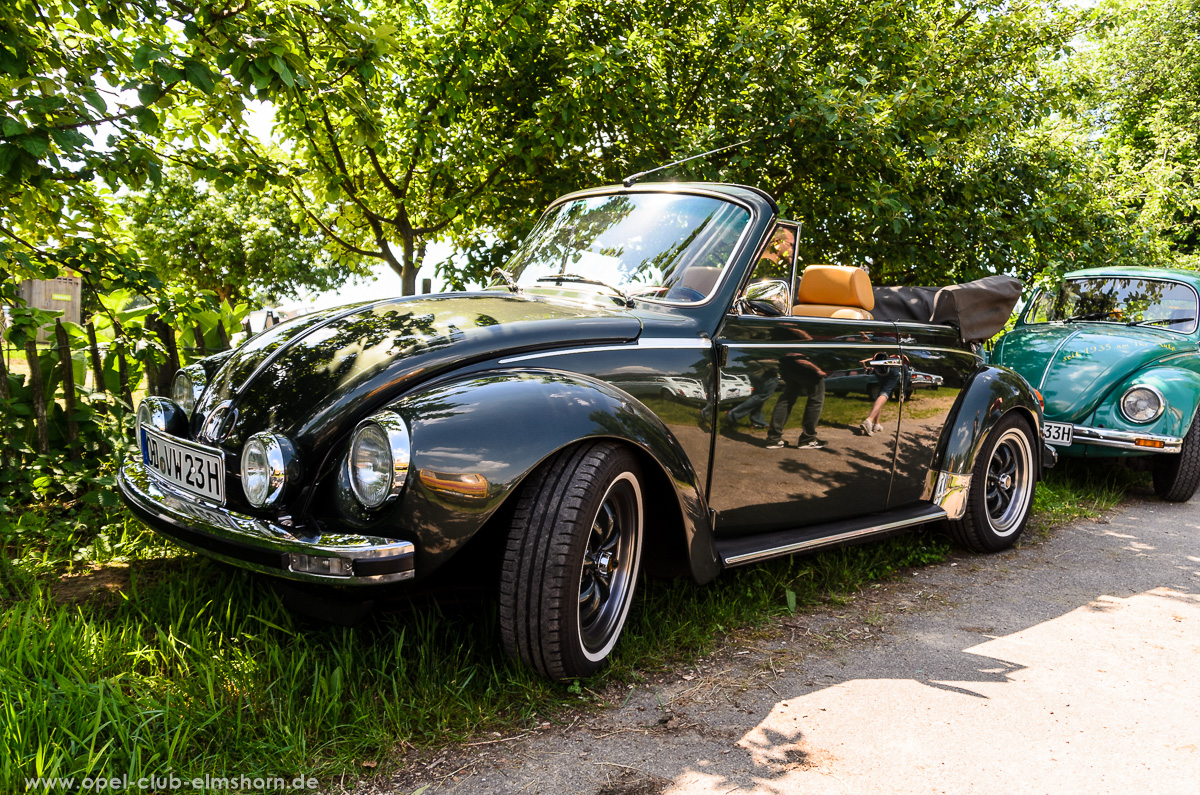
[1120,385,1165,424]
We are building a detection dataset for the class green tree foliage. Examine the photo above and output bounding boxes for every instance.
[125,167,362,304]
[1082,0,1200,267]
[220,0,783,293]
[681,0,1130,285]
[4,0,1155,295]
[0,0,273,279]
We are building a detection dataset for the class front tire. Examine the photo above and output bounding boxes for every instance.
[948,413,1036,553]
[499,441,644,680]
[1153,420,1200,501]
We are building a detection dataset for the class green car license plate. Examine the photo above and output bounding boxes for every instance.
[1043,421,1073,446]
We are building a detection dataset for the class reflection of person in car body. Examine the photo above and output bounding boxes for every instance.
[765,350,827,449]
[861,353,907,436]
[725,359,779,429]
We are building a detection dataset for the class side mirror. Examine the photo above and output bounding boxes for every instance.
[738,279,791,317]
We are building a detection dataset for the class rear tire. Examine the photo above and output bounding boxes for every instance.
[1153,420,1200,501]
[499,441,644,680]
[948,413,1036,553]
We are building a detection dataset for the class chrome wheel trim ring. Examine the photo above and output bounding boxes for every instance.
[984,428,1033,537]
[577,472,643,662]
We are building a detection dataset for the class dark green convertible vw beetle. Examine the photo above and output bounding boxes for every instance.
[992,265,1200,502]
[120,182,1050,680]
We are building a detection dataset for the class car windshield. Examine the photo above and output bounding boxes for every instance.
[506,192,751,304]
[1027,277,1198,333]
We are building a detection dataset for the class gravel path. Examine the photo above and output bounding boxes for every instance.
[361,491,1200,795]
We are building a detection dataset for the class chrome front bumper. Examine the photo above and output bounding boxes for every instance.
[1065,425,1183,454]
[119,457,415,585]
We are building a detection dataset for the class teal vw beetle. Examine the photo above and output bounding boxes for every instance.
[992,266,1200,501]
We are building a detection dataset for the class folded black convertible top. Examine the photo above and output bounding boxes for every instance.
[872,275,1022,343]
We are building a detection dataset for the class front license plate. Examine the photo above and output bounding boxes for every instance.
[1043,421,1074,446]
[140,425,226,504]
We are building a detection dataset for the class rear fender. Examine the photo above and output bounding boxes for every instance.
[383,369,720,583]
[925,366,1044,517]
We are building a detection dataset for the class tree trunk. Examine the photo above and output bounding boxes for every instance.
[86,321,105,395]
[150,314,180,394]
[401,233,417,296]
[193,325,208,357]
[55,319,80,459]
[24,339,49,456]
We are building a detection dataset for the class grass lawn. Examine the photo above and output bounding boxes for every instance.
[0,456,1145,791]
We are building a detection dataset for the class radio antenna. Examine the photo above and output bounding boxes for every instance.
[622,139,752,188]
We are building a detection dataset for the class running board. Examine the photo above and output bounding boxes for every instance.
[716,503,948,568]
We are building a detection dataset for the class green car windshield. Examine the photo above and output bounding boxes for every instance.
[1026,277,1199,334]
[507,193,751,304]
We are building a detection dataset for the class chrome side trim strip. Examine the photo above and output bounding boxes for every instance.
[722,342,901,350]
[722,510,947,567]
[724,342,974,357]
[498,337,711,364]
[1069,425,1183,453]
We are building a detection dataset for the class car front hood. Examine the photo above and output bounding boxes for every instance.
[194,292,642,452]
[998,324,1195,422]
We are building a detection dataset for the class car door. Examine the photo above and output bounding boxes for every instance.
[709,226,901,536]
[889,323,982,507]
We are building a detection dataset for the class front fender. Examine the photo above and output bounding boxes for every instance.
[1088,364,1200,440]
[933,365,1044,481]
[383,369,719,582]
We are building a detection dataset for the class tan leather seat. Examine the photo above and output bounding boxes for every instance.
[792,265,875,320]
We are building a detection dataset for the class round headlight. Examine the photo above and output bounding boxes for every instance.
[1120,385,1165,424]
[135,396,184,434]
[240,433,294,508]
[171,366,207,417]
[136,399,157,431]
[348,411,410,509]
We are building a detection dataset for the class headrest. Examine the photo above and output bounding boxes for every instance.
[796,265,875,311]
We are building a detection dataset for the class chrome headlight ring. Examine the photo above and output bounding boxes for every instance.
[348,410,411,509]
[171,365,208,418]
[241,432,299,508]
[1120,384,1166,424]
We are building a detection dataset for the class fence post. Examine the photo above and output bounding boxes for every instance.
[55,319,80,459]
[151,315,180,393]
[193,325,207,357]
[23,338,49,456]
[0,339,10,469]
[86,321,105,395]
[112,319,133,410]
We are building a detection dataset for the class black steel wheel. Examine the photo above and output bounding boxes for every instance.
[948,413,1036,553]
[1153,419,1200,501]
[499,441,644,680]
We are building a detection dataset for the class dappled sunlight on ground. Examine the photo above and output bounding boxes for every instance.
[665,587,1200,794]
